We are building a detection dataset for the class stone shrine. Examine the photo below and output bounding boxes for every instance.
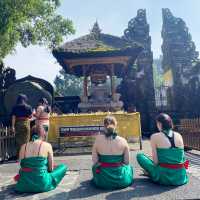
[53,22,143,112]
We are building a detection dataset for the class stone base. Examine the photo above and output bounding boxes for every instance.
[78,101,123,112]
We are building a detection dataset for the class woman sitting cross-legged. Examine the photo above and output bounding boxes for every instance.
[15,125,67,193]
[92,115,133,189]
[137,113,188,186]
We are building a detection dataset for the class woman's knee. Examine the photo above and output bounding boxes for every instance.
[55,163,68,172]
[136,153,145,163]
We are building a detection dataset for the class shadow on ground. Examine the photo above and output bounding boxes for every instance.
[105,177,176,200]
[0,184,33,200]
[67,180,107,199]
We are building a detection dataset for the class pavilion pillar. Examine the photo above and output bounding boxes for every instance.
[110,64,115,100]
[83,66,88,99]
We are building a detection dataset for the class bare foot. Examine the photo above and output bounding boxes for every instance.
[142,169,149,176]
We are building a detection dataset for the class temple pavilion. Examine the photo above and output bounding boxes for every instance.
[53,22,143,112]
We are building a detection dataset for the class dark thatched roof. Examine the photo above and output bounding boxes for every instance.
[53,33,142,58]
[14,75,54,95]
[52,23,143,77]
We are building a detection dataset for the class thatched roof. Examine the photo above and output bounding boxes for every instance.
[52,22,143,77]
[14,75,54,95]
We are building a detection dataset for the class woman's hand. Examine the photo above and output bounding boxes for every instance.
[12,126,15,133]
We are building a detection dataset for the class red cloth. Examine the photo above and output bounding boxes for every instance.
[160,160,189,169]
[13,167,34,182]
[14,174,20,182]
[100,162,123,168]
[38,117,49,120]
[95,162,123,174]
[16,117,30,120]
[21,167,33,172]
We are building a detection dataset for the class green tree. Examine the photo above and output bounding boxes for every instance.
[153,64,163,87]
[54,69,83,96]
[153,57,164,87]
[0,0,75,60]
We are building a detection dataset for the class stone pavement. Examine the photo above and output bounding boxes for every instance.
[0,140,200,200]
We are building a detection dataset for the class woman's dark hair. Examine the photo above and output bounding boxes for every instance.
[38,98,51,113]
[156,113,173,131]
[38,98,48,105]
[16,94,28,105]
[31,125,38,138]
[31,125,45,140]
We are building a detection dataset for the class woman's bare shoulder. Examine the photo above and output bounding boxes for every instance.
[116,136,128,146]
[42,141,52,148]
[173,131,182,136]
[95,134,105,140]
[173,131,183,140]
[92,135,104,145]
[116,135,127,141]
[150,132,162,140]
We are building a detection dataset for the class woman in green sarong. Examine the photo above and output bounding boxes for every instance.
[92,116,133,189]
[137,113,188,186]
[14,125,67,193]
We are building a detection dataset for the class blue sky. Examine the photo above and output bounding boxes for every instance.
[4,0,200,84]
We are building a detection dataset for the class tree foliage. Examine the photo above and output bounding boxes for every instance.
[0,0,75,60]
[54,70,83,96]
[153,58,163,88]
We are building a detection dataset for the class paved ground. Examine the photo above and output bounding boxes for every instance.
[0,140,200,200]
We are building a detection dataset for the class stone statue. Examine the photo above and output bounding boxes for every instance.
[0,61,16,90]
[0,61,5,89]
[4,67,16,89]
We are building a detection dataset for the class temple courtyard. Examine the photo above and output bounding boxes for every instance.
[0,140,200,200]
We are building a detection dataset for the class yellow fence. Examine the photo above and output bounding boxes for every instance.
[49,112,141,146]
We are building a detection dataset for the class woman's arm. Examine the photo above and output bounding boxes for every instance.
[11,115,16,132]
[47,144,54,172]
[123,144,130,165]
[150,135,158,164]
[35,106,43,118]
[19,144,25,161]
[92,137,99,164]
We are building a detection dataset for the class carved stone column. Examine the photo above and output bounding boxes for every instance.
[110,64,115,100]
[83,66,88,102]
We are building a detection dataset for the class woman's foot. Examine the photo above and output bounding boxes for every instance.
[142,169,149,176]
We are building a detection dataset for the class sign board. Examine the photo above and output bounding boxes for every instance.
[49,112,142,149]
[59,125,104,137]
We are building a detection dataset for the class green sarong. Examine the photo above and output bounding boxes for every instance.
[92,154,133,189]
[15,156,67,193]
[137,148,188,185]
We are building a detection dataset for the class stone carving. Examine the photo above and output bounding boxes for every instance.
[0,61,16,90]
[121,9,155,131]
[4,68,16,89]
[121,10,155,130]
[90,21,101,40]
[0,61,4,89]
[124,9,151,51]
[161,8,199,111]
[0,61,16,121]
